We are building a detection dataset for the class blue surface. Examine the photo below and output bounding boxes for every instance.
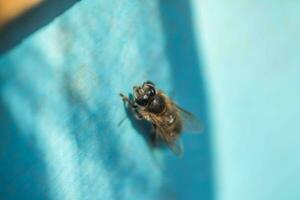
[1,0,300,200]
[0,0,213,199]
[193,1,300,200]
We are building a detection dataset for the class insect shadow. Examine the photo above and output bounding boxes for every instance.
[119,93,167,152]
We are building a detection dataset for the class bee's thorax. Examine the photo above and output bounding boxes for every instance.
[147,94,165,114]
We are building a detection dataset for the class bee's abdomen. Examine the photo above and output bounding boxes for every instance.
[164,112,182,137]
[171,115,182,135]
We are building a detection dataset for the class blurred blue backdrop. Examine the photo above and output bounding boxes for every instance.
[0,0,300,200]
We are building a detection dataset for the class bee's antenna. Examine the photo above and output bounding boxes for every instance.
[118,115,127,126]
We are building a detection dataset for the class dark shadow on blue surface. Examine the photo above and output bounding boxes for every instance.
[159,1,215,200]
[0,0,81,55]
[0,82,50,199]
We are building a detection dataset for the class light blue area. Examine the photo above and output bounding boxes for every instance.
[1,0,300,200]
[0,0,212,200]
[193,0,300,200]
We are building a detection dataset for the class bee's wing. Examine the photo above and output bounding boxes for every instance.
[157,126,184,156]
[175,104,204,133]
[166,138,184,157]
[150,116,184,156]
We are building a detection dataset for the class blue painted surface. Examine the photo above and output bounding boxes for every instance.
[193,1,300,200]
[0,0,212,199]
[1,0,300,200]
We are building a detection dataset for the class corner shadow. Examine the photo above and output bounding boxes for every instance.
[159,1,215,200]
[0,0,81,55]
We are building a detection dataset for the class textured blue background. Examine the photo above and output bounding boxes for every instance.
[0,0,213,199]
[0,0,300,200]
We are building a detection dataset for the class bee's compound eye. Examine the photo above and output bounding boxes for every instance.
[145,81,155,86]
[147,86,156,97]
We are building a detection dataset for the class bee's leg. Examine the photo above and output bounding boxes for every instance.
[120,93,137,108]
[120,93,132,105]
[132,108,143,120]
[150,124,159,146]
[120,93,143,120]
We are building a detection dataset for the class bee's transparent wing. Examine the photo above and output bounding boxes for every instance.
[175,104,204,133]
[153,120,184,156]
[161,136,183,157]
[167,138,184,157]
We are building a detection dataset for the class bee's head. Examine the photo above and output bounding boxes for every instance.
[133,81,156,106]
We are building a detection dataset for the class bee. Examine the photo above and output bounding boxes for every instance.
[120,81,203,156]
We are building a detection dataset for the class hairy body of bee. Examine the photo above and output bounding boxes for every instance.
[121,81,202,156]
